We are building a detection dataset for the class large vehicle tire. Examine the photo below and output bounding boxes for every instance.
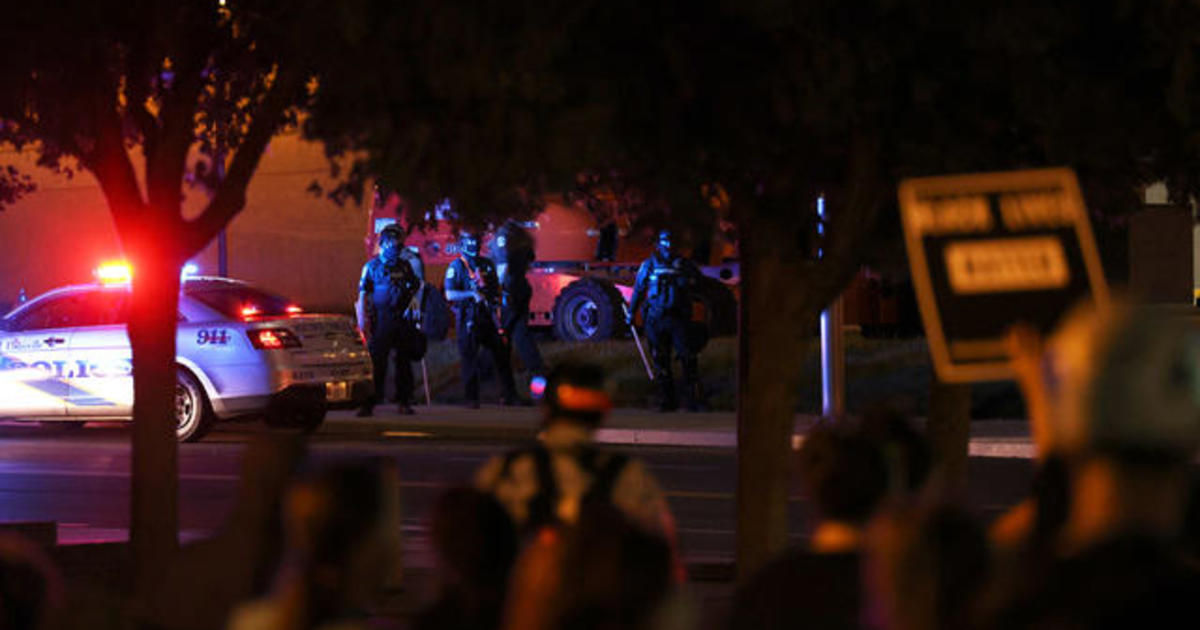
[553,279,626,342]
[176,368,216,442]
[694,279,738,337]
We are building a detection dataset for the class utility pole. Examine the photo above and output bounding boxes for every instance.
[817,194,845,420]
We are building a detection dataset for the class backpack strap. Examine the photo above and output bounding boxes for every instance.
[500,443,558,533]
[581,449,630,507]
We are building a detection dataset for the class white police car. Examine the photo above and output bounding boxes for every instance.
[0,266,373,441]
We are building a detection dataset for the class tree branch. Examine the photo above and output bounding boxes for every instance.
[146,46,208,214]
[87,87,148,239]
[124,25,162,156]
[185,65,304,256]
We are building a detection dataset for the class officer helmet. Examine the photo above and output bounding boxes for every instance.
[656,229,674,257]
[380,223,405,242]
[460,230,481,258]
[379,224,405,260]
[540,362,611,429]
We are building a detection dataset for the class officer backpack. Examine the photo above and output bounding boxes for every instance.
[649,258,690,314]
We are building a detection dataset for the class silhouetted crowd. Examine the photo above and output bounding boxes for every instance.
[5,299,1200,630]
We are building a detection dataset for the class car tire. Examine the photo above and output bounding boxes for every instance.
[176,368,215,443]
[552,279,625,342]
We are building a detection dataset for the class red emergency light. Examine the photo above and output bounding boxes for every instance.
[95,261,133,285]
[241,305,262,319]
[248,328,301,350]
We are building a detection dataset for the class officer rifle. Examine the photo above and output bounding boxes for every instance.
[460,256,508,340]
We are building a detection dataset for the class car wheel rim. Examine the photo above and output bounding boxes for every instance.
[567,295,600,339]
[175,382,196,432]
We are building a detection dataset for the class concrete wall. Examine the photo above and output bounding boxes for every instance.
[0,129,368,314]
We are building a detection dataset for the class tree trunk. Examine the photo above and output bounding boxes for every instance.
[127,240,184,591]
[926,379,971,495]
[735,224,808,580]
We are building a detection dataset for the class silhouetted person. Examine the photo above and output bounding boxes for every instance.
[444,229,518,407]
[500,505,681,630]
[0,533,61,630]
[476,362,676,542]
[729,414,930,630]
[989,303,1200,630]
[495,220,544,386]
[861,503,990,630]
[414,487,517,630]
[357,223,424,415]
[227,459,402,630]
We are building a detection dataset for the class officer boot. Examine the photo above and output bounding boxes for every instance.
[682,357,707,412]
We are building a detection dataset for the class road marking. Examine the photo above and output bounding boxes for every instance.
[0,467,767,503]
[0,467,453,488]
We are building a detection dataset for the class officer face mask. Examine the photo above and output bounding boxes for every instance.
[461,234,480,258]
[380,236,400,261]
[656,233,673,258]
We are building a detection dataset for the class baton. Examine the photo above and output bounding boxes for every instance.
[421,358,432,407]
[623,303,655,381]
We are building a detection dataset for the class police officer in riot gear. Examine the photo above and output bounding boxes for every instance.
[494,220,545,384]
[628,229,707,411]
[444,229,519,408]
[356,223,424,416]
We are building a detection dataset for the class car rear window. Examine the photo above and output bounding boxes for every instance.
[186,285,295,319]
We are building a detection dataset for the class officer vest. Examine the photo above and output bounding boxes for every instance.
[646,255,691,314]
[370,256,420,318]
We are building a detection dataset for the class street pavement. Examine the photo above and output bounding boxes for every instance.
[0,407,1040,628]
[0,405,1037,564]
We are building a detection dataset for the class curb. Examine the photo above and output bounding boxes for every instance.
[595,428,1035,458]
[325,411,1037,458]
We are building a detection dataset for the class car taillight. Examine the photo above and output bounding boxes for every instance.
[248,328,302,350]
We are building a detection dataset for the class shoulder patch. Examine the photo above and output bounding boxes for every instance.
[446,265,456,280]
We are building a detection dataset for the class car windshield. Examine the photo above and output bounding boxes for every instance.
[186,284,295,319]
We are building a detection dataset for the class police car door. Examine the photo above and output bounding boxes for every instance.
[0,294,80,417]
[65,289,133,416]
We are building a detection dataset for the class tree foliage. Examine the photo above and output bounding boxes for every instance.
[309,0,1200,574]
[0,0,372,589]
[0,1,353,250]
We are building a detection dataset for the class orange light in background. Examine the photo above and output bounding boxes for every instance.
[95,261,133,284]
[286,305,303,314]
